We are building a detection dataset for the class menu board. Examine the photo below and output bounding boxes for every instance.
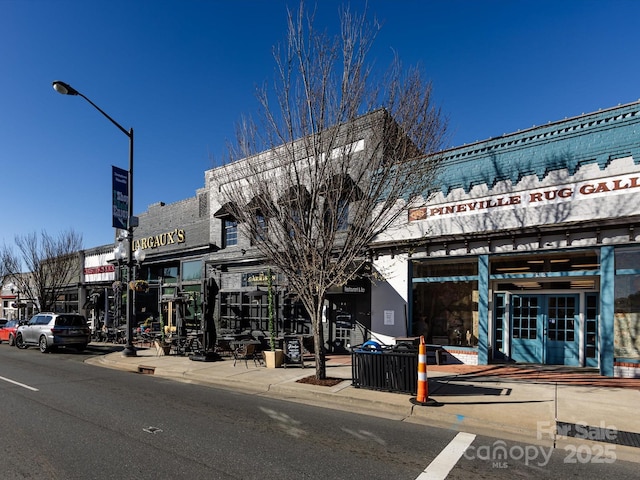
[283,335,305,367]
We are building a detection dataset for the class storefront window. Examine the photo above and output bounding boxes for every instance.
[412,259,478,346]
[163,266,178,284]
[219,291,269,332]
[181,260,202,281]
[615,245,640,270]
[614,274,640,359]
[412,280,478,346]
[614,246,640,359]
[182,284,202,329]
[220,292,242,330]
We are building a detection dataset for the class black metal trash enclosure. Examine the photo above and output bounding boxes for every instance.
[351,341,418,395]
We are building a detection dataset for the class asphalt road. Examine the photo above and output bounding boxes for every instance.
[0,345,637,479]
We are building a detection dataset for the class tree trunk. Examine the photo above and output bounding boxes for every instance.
[312,299,327,379]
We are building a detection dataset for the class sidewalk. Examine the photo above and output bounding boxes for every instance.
[85,346,640,463]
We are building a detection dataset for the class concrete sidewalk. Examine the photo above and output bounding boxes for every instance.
[85,346,640,463]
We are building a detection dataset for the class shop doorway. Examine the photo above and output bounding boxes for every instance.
[494,290,599,367]
[504,294,581,366]
[325,297,355,353]
[324,293,371,354]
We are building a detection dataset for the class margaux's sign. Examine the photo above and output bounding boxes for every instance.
[133,228,186,251]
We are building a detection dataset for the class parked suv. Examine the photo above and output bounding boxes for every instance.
[15,313,90,353]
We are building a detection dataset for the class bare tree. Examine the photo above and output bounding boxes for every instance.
[210,3,448,379]
[0,229,83,313]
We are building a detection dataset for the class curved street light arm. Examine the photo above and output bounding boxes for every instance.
[52,81,131,139]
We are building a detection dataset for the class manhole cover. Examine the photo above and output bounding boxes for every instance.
[143,426,163,434]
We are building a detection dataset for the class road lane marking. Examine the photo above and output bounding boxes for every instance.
[416,432,476,480]
[0,375,39,391]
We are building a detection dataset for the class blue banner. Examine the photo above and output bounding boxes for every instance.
[112,166,129,229]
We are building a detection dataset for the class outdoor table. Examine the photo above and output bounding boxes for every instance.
[230,339,261,350]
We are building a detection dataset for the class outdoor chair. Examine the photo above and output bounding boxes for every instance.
[233,342,262,367]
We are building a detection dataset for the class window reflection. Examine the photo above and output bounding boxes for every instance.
[412,281,478,346]
[181,260,201,281]
[614,273,640,359]
[491,250,599,274]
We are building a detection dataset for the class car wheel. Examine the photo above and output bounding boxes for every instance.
[8,334,15,346]
[39,335,50,353]
[15,333,28,349]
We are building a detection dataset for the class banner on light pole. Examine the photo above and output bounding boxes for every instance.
[112,166,129,229]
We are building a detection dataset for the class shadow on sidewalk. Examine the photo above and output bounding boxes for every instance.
[424,376,553,407]
[429,364,640,390]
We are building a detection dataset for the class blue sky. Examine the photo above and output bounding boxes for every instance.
[2,0,639,252]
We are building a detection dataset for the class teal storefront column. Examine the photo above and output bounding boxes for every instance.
[599,246,614,377]
[478,255,489,365]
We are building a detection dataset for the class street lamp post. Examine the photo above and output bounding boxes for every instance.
[7,282,20,321]
[53,80,138,356]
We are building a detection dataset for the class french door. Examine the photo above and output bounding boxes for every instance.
[508,294,580,365]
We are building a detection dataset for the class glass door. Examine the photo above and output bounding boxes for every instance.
[509,294,581,365]
[510,295,543,363]
[545,294,579,366]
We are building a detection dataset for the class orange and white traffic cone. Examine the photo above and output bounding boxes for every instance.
[416,335,428,404]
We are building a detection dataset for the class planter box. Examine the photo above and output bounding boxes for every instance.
[263,349,284,368]
[154,340,172,356]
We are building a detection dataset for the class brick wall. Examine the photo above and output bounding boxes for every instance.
[134,190,210,255]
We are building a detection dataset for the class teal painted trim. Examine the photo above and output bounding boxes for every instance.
[614,358,640,364]
[615,269,640,275]
[491,270,599,280]
[432,102,640,195]
[413,270,599,283]
[478,255,489,365]
[600,246,615,377]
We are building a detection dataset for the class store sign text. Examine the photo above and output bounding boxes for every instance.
[343,286,365,293]
[243,271,278,287]
[409,174,640,221]
[133,228,186,251]
[84,265,115,275]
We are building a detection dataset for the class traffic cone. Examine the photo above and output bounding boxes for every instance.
[416,335,428,404]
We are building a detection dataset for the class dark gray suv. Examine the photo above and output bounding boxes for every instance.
[15,313,90,353]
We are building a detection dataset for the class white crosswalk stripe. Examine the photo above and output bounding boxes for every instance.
[416,432,476,480]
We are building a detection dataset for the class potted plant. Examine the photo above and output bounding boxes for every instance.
[263,268,283,368]
[154,315,172,355]
[129,280,149,293]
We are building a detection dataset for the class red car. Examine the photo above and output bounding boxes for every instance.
[0,319,21,346]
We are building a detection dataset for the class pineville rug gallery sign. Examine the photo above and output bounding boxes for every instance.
[409,169,640,222]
